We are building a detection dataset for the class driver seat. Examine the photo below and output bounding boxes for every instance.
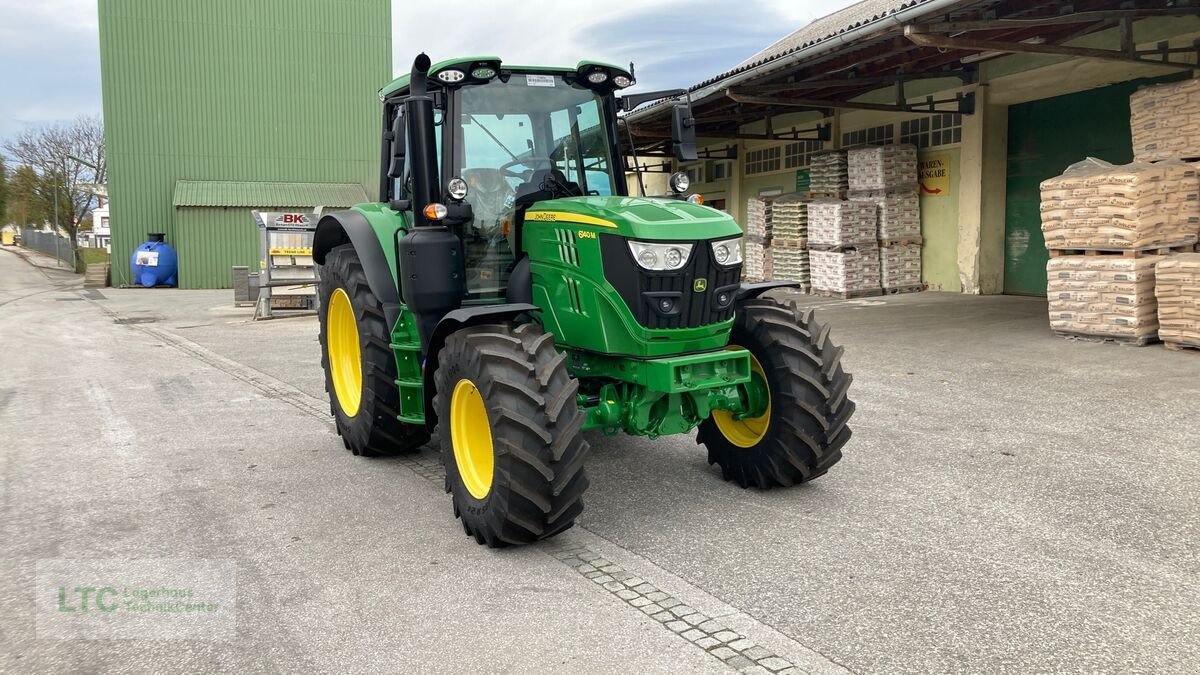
[513,168,581,208]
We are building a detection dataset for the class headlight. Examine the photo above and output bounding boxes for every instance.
[669,171,690,193]
[447,176,468,201]
[436,69,465,83]
[710,238,742,265]
[612,75,634,89]
[587,70,609,84]
[628,241,693,271]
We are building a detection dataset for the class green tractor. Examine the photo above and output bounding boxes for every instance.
[313,54,855,547]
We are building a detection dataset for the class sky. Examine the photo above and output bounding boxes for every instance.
[0,0,859,143]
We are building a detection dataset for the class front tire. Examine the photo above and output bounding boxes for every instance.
[318,243,429,457]
[698,295,854,487]
[433,322,589,547]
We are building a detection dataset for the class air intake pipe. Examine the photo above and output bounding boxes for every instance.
[398,53,465,349]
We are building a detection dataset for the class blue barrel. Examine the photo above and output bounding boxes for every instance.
[129,233,178,288]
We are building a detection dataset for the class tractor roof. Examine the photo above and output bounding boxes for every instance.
[379,56,628,100]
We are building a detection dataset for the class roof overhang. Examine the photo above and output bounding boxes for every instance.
[626,0,1200,149]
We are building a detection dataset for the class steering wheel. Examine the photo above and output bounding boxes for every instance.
[499,157,553,181]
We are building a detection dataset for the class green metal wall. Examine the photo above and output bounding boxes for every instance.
[98,0,391,288]
[174,208,259,289]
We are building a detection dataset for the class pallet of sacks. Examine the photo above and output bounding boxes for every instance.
[846,191,922,241]
[1040,158,1200,250]
[1154,253,1200,352]
[880,241,922,293]
[1046,253,1163,345]
[1131,78,1200,163]
[809,150,848,194]
[810,246,882,298]
[743,236,772,283]
[745,197,770,240]
[771,196,807,241]
[807,200,876,248]
[769,244,809,291]
[742,197,772,282]
[848,144,918,192]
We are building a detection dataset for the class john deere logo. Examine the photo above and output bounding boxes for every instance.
[693,279,707,292]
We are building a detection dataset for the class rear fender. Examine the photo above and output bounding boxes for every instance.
[313,210,402,328]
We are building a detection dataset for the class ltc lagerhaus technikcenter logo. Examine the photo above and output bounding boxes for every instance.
[36,559,236,640]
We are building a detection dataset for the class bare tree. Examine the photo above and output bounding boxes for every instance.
[3,115,105,248]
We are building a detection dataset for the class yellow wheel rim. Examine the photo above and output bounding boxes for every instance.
[327,288,362,418]
[450,379,495,500]
[713,351,771,448]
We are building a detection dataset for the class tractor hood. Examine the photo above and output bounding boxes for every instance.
[526,196,742,241]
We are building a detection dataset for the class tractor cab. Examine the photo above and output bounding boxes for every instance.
[376,55,699,309]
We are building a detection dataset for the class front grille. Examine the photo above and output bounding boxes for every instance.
[600,235,741,329]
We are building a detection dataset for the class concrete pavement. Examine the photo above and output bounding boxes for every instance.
[2,246,1198,673]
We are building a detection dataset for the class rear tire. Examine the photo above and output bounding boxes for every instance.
[433,322,589,547]
[318,243,429,457]
[698,295,854,487]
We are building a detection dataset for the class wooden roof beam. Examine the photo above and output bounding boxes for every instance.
[920,7,1200,32]
[724,89,975,116]
[904,24,1200,70]
[737,67,977,95]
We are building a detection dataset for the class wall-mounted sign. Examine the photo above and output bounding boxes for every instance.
[794,168,811,193]
[919,154,951,197]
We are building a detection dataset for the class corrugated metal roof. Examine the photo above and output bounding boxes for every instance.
[172,181,369,208]
[695,0,936,91]
[626,0,964,122]
[729,0,926,73]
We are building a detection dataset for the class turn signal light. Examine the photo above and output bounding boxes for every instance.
[687,194,704,205]
[423,202,448,221]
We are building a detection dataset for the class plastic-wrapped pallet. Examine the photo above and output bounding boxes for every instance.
[769,246,809,289]
[771,197,807,243]
[1154,253,1200,348]
[847,144,918,191]
[743,240,771,282]
[1040,158,1200,249]
[808,200,877,248]
[849,190,921,241]
[1046,255,1162,341]
[1131,78,1200,163]
[880,244,922,290]
[745,197,770,239]
[809,150,848,193]
[810,246,881,295]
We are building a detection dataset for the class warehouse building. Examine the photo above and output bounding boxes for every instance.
[628,0,1200,296]
[98,0,390,288]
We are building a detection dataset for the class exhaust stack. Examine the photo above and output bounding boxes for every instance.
[398,53,465,349]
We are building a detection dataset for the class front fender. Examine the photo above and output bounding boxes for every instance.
[422,303,539,428]
[313,210,402,329]
[734,281,799,303]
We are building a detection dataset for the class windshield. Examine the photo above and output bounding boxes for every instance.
[450,74,619,299]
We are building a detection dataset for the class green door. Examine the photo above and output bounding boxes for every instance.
[1002,76,1184,295]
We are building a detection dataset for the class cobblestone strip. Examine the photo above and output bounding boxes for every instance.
[398,449,446,484]
[547,542,804,674]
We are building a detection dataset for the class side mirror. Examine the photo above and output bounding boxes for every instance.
[671,103,697,163]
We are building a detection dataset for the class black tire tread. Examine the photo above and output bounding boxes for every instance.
[698,295,855,488]
[433,321,589,547]
[318,243,428,457]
